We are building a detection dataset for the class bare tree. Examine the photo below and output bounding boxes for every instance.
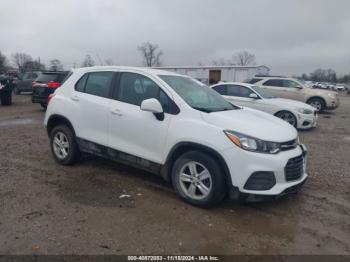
[49,59,63,71]
[81,54,95,67]
[12,53,33,72]
[104,58,114,66]
[211,58,229,66]
[232,51,256,66]
[137,42,163,67]
[0,50,8,73]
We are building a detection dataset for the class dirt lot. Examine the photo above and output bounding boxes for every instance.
[0,94,349,255]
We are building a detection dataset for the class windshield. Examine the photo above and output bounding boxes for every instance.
[159,75,236,113]
[250,85,275,98]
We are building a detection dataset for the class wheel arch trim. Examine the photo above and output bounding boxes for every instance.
[161,142,232,186]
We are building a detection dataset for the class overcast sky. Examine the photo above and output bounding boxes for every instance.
[1,0,349,75]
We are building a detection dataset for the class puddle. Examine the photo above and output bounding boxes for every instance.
[0,118,36,127]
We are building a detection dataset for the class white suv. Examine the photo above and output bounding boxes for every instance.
[44,66,308,207]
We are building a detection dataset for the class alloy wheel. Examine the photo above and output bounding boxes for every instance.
[178,161,212,200]
[278,112,297,127]
[310,101,322,111]
[52,131,70,159]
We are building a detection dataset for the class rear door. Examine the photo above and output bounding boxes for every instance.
[70,71,114,146]
[108,71,173,164]
[261,79,285,98]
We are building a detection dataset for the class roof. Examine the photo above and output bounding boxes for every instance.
[211,82,253,88]
[154,65,270,70]
[72,66,183,76]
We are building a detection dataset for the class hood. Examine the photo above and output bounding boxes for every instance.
[201,108,297,142]
[265,98,315,111]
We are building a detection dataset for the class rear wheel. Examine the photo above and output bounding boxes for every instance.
[307,97,325,112]
[50,125,80,165]
[275,111,297,128]
[0,90,12,106]
[172,151,226,207]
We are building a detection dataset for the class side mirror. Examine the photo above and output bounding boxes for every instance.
[140,98,164,120]
[249,93,259,99]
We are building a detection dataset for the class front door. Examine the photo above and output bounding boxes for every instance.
[108,72,171,164]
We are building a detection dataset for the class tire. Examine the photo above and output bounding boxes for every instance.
[0,91,12,106]
[40,103,47,109]
[171,151,226,207]
[50,125,80,165]
[275,111,297,128]
[307,97,325,112]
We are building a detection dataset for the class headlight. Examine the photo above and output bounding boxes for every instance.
[224,130,280,154]
[297,108,313,114]
[328,93,336,99]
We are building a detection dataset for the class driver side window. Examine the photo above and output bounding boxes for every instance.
[116,72,177,114]
[227,85,254,98]
[283,80,300,88]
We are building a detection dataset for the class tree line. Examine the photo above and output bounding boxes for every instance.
[299,68,350,83]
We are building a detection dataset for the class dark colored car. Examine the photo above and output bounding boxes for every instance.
[0,75,14,106]
[14,71,40,94]
[32,71,69,108]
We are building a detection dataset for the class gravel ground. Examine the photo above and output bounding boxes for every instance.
[0,94,349,255]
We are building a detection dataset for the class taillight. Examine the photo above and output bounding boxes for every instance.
[47,82,61,89]
[48,94,55,104]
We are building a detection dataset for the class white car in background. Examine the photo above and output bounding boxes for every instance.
[211,82,318,130]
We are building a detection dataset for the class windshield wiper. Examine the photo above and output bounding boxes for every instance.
[192,107,213,113]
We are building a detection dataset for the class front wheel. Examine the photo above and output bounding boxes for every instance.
[275,111,297,128]
[172,151,226,207]
[50,125,80,165]
[307,98,325,112]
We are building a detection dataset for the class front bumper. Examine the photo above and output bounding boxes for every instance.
[222,144,308,201]
[297,112,318,130]
[326,97,340,110]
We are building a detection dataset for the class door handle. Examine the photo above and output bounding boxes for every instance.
[110,108,123,116]
[71,95,79,101]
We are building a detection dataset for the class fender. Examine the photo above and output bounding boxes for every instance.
[161,141,232,186]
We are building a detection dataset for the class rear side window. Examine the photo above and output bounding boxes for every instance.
[85,72,114,98]
[212,85,227,95]
[75,74,88,92]
[36,73,59,83]
[263,79,283,87]
[74,72,114,98]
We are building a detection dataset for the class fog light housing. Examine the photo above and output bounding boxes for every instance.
[244,171,276,190]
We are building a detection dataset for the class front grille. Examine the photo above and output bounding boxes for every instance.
[280,139,297,151]
[285,155,304,181]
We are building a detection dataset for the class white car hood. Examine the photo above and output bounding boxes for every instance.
[201,108,297,142]
[265,98,315,111]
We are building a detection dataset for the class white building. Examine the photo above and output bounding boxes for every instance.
[154,65,270,85]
